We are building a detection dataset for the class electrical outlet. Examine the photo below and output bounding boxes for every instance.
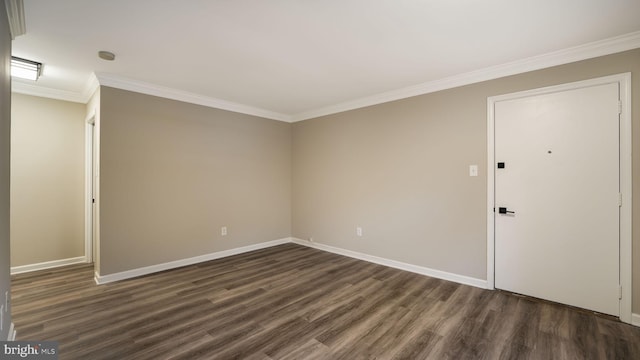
[309,237,314,242]
[356,227,363,237]
[221,226,227,236]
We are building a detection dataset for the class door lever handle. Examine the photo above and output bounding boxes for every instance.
[498,207,515,214]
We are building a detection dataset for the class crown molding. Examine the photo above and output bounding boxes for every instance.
[290,30,640,122]
[10,31,640,122]
[11,72,99,103]
[82,72,100,100]
[5,0,26,39]
[94,73,292,122]
[11,80,88,103]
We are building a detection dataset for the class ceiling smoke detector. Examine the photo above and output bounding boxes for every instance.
[98,51,115,61]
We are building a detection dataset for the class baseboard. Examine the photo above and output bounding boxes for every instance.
[36,237,632,325]
[7,322,16,341]
[291,238,487,289]
[10,256,88,275]
[94,237,292,284]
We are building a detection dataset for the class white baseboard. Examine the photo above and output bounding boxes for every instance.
[17,237,632,327]
[291,238,487,289]
[94,238,292,284]
[10,256,88,275]
[7,322,16,341]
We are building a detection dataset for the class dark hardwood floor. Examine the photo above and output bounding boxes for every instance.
[11,243,640,359]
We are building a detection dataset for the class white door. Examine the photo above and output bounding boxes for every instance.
[494,82,620,316]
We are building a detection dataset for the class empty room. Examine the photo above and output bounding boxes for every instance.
[1,1,640,359]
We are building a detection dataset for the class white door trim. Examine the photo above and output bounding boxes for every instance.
[486,73,632,324]
[84,113,96,264]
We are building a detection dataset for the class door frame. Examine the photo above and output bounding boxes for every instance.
[486,73,632,324]
[84,113,96,264]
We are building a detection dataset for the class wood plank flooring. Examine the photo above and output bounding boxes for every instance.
[11,243,640,359]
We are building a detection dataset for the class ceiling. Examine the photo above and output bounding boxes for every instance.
[10,0,640,122]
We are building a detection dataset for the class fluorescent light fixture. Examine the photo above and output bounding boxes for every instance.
[11,56,42,81]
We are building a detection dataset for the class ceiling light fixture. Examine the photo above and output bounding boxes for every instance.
[98,51,115,61]
[11,56,42,81]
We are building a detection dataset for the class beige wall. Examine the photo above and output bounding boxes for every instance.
[292,49,640,314]
[98,86,291,275]
[10,94,86,266]
[0,4,12,340]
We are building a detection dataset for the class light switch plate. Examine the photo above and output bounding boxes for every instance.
[469,165,478,177]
